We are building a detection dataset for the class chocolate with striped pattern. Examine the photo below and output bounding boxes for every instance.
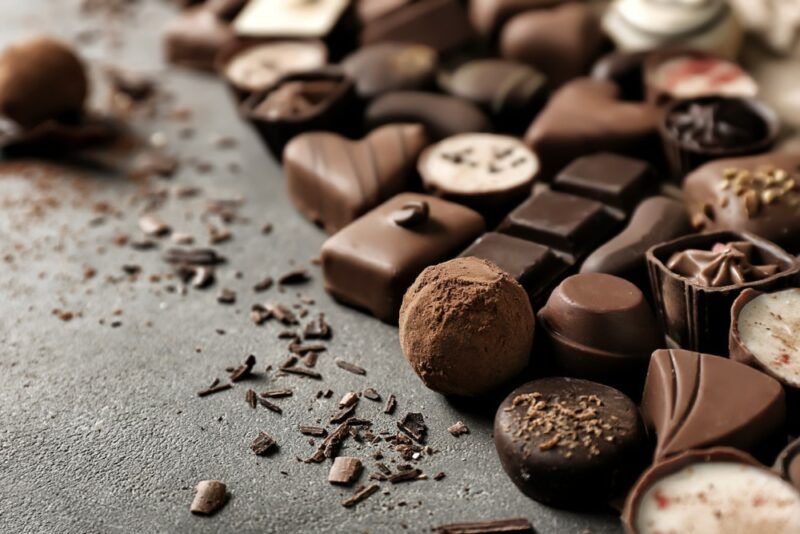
[283,123,429,234]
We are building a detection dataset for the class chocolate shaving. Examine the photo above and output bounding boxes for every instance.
[363,388,381,402]
[341,484,379,508]
[278,269,310,285]
[253,276,273,292]
[330,404,357,424]
[388,468,422,484]
[336,359,366,376]
[289,342,326,354]
[299,425,327,437]
[448,421,469,437]
[433,518,534,534]
[138,214,170,237]
[250,431,277,456]
[197,382,232,397]
[301,352,318,367]
[163,247,225,266]
[306,421,350,463]
[245,388,257,409]
[229,354,256,382]
[281,366,322,380]
[384,394,397,414]
[397,413,427,443]
[303,313,331,340]
[260,388,292,398]
[257,397,282,414]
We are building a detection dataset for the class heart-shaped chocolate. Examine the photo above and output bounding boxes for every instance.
[284,123,429,234]
[524,78,660,179]
[500,3,603,87]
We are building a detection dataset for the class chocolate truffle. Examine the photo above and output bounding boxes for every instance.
[438,58,547,133]
[683,152,800,253]
[660,96,779,180]
[164,7,234,72]
[524,78,660,180]
[233,0,349,39]
[775,437,800,492]
[418,133,539,217]
[644,50,758,105]
[538,273,661,395]
[603,0,743,59]
[321,193,485,322]
[399,257,534,396]
[499,3,603,88]
[647,231,799,354]
[494,377,647,509]
[342,42,438,99]
[366,91,492,141]
[284,124,428,234]
[0,37,88,128]
[221,41,328,96]
[641,349,786,460]
[360,0,475,53]
[623,448,800,534]
[552,152,656,213]
[468,0,567,40]
[590,50,649,101]
[581,196,692,290]
[460,232,570,306]
[730,288,800,389]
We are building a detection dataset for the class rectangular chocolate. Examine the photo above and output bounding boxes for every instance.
[321,193,485,322]
[460,232,571,305]
[498,187,620,260]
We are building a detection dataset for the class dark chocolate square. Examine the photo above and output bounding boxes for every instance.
[460,232,571,304]
[321,193,485,322]
[498,188,619,258]
[553,152,655,212]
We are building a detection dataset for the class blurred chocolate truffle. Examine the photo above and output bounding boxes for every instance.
[399,257,534,396]
[0,36,88,128]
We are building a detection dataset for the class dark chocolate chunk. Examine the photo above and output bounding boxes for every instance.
[494,377,647,509]
[164,7,233,71]
[280,366,322,380]
[342,42,438,98]
[321,193,485,322]
[366,91,491,141]
[500,3,604,87]
[303,314,331,340]
[328,456,363,485]
[190,480,228,515]
[641,349,785,459]
[284,124,428,234]
[250,431,277,456]
[397,412,426,443]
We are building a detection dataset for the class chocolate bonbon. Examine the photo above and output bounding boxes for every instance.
[683,152,800,252]
[524,78,660,180]
[660,96,779,179]
[284,124,428,234]
[438,58,547,133]
[399,257,534,396]
[417,133,539,217]
[499,3,603,88]
[246,70,357,159]
[0,37,87,128]
[164,7,234,72]
[233,0,349,39]
[494,377,647,509]
[366,91,492,141]
[468,0,567,40]
[730,288,800,389]
[581,196,691,290]
[603,0,743,59]
[460,232,569,306]
[360,0,475,53]
[641,348,785,459]
[538,273,661,395]
[623,448,800,534]
[552,153,655,213]
[321,193,485,322]
[775,437,800,492]
[498,187,621,261]
[342,42,438,99]
[646,231,799,354]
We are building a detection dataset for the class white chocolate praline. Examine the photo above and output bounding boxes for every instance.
[225,42,327,92]
[652,56,758,99]
[738,288,800,388]
[234,0,349,38]
[603,0,743,59]
[636,463,800,533]
[420,134,538,194]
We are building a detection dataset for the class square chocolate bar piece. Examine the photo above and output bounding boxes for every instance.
[460,232,571,305]
[322,193,485,322]
[498,188,620,258]
[553,152,656,212]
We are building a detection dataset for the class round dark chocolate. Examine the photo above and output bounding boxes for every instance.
[342,42,438,98]
[494,377,647,509]
[0,36,88,128]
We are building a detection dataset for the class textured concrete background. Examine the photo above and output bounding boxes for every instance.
[0,2,798,533]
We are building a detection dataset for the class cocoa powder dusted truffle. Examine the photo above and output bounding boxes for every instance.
[399,257,534,396]
[0,36,88,128]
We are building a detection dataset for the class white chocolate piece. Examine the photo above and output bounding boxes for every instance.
[737,288,800,388]
[234,0,349,38]
[635,462,800,533]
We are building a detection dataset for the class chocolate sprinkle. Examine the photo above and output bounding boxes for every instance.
[229,354,256,382]
[384,394,397,415]
[341,484,379,508]
[335,359,366,375]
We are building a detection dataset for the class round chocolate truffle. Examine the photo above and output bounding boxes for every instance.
[399,257,534,396]
[0,36,88,128]
[494,377,647,509]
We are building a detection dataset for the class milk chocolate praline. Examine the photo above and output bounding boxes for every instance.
[400,257,533,396]
[646,230,799,355]
[0,37,88,128]
[494,377,647,509]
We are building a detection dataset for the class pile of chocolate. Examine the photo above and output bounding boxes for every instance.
[160,0,800,531]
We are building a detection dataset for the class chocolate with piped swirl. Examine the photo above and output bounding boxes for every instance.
[666,241,780,288]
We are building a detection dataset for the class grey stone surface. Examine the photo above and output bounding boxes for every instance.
[1,2,796,534]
